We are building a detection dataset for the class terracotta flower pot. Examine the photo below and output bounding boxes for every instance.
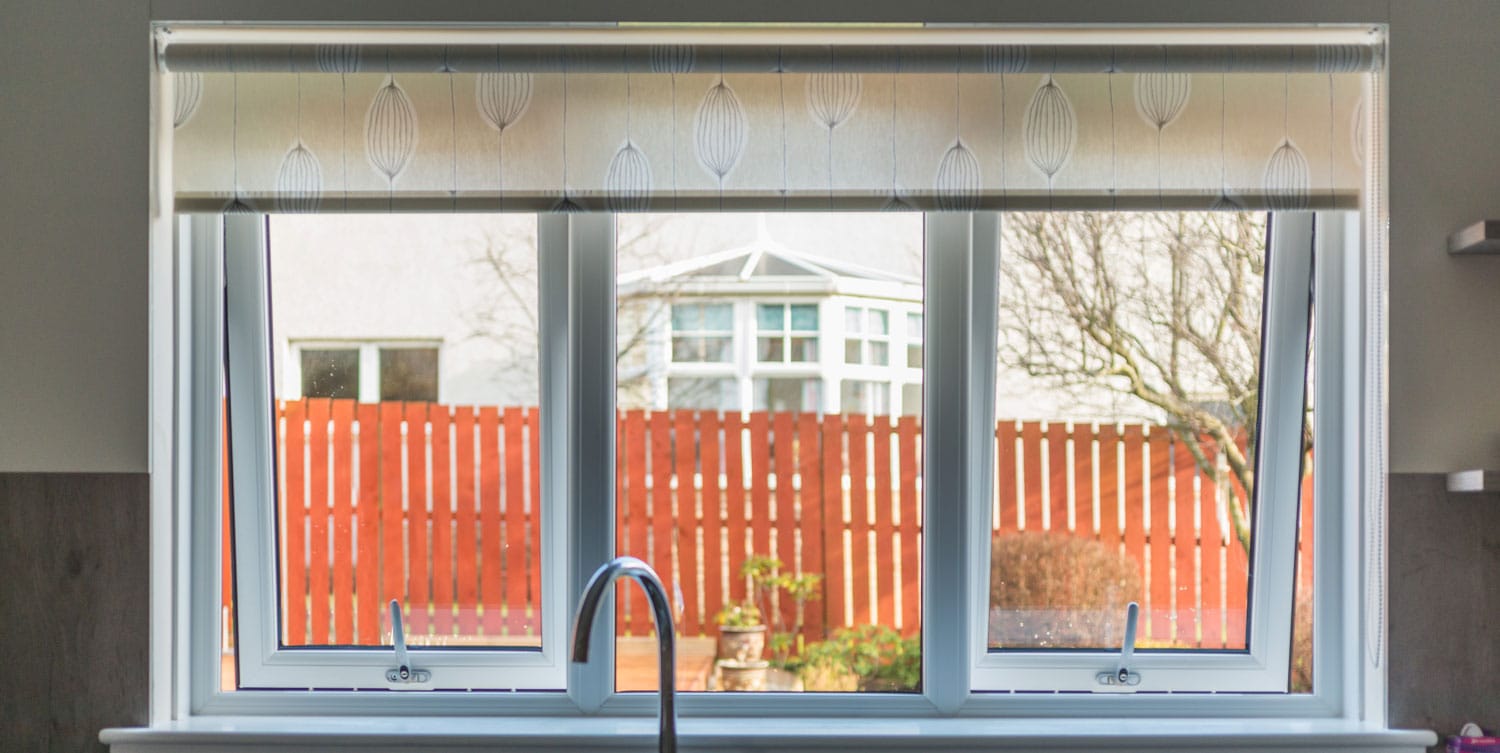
[715,624,766,662]
[717,659,770,692]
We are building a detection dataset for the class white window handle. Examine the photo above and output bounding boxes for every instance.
[1096,602,1141,688]
[385,599,432,685]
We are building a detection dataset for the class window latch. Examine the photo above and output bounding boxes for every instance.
[1096,601,1141,688]
[385,599,432,686]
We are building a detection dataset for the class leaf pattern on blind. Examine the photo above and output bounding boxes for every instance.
[934,142,981,211]
[173,72,202,128]
[316,44,362,73]
[275,144,323,213]
[476,72,533,132]
[1264,140,1311,211]
[365,77,418,182]
[605,142,653,212]
[806,73,862,129]
[650,45,696,74]
[1023,76,1077,180]
[1134,73,1191,130]
[694,79,748,181]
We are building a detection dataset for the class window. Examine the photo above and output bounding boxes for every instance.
[290,343,440,402]
[757,304,818,363]
[670,303,734,363]
[905,313,922,369]
[844,307,890,366]
[162,26,1382,734]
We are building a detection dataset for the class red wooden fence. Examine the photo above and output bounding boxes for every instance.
[232,399,1312,652]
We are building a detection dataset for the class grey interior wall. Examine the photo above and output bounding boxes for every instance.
[1388,474,1500,746]
[3,0,1499,747]
[0,474,150,753]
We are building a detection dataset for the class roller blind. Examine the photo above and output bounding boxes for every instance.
[161,27,1382,212]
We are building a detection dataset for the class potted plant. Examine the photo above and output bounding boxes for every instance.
[713,601,766,663]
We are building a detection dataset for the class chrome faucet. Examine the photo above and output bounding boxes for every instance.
[571,556,677,753]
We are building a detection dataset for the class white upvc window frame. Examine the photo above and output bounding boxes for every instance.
[965,213,1322,695]
[180,209,1370,720]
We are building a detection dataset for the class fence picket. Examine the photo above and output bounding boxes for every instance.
[701,411,725,637]
[1121,424,1146,630]
[847,415,871,626]
[872,416,896,629]
[623,410,649,635]
[897,416,920,636]
[1199,437,1224,649]
[477,406,502,635]
[676,410,702,637]
[527,408,543,637]
[284,400,307,645]
[307,398,332,645]
[649,410,675,636]
[1172,436,1197,646]
[797,413,825,643]
[406,403,431,636]
[453,407,478,636]
[356,403,381,644]
[723,412,748,608]
[1225,472,1250,649]
[1146,427,1172,641]
[996,421,1017,534]
[1047,422,1070,533]
[748,412,772,564]
[772,412,797,626]
[430,405,454,637]
[502,407,527,636]
[821,415,846,631]
[331,399,355,645]
[1020,421,1042,532]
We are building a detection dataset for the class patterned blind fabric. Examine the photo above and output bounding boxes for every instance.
[164,36,1381,212]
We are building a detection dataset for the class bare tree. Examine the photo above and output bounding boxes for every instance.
[997,212,1295,551]
[462,216,699,408]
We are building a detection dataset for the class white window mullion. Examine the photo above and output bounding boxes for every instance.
[922,212,977,712]
[564,214,617,711]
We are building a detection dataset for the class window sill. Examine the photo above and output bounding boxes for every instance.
[102,716,1436,752]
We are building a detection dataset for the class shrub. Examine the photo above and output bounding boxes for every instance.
[988,531,1143,648]
[802,624,921,692]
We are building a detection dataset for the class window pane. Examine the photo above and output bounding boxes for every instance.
[789,337,818,362]
[379,348,438,402]
[301,348,360,399]
[616,213,923,694]
[758,304,784,331]
[869,310,889,335]
[227,215,543,677]
[703,336,733,363]
[789,304,819,331]
[988,212,1281,655]
[845,308,863,333]
[702,303,733,332]
[906,312,922,338]
[845,339,863,364]
[868,342,889,367]
[671,304,698,331]
[906,344,922,369]
[758,336,785,362]
[900,383,922,417]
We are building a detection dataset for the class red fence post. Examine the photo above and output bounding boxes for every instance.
[701,411,725,638]
[430,404,454,637]
[821,414,846,632]
[307,398,332,645]
[1121,424,1147,625]
[676,410,702,637]
[1198,436,1224,649]
[331,399,356,645]
[723,412,748,609]
[1172,435,1197,647]
[872,415,896,629]
[356,403,381,644]
[897,416,920,637]
[502,406,527,636]
[452,407,478,637]
[477,406,501,636]
[649,410,675,637]
[1146,426,1172,642]
[797,412,825,644]
[284,399,307,646]
[406,403,431,637]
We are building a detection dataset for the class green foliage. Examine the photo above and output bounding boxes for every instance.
[803,625,921,692]
[714,602,762,628]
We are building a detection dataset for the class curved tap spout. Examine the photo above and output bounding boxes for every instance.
[571,556,676,753]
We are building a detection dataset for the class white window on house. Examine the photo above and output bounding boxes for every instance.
[669,302,733,363]
[752,376,823,413]
[844,306,890,365]
[840,379,890,416]
[905,313,923,369]
[291,343,440,403]
[757,303,819,363]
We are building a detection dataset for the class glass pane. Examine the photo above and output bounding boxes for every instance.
[758,336,784,362]
[906,312,922,338]
[758,304,784,331]
[845,339,863,364]
[671,304,698,331]
[702,303,734,332]
[229,215,543,676]
[379,347,439,402]
[988,212,1278,654]
[906,344,922,369]
[790,304,819,331]
[616,213,923,694]
[703,336,733,363]
[900,383,922,417]
[789,337,818,363]
[869,342,889,367]
[869,310,889,335]
[845,307,863,333]
[673,336,702,362]
[300,348,360,399]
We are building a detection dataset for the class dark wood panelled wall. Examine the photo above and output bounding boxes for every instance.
[0,474,149,753]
